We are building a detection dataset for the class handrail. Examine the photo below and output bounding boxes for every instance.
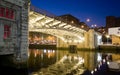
[30,5,56,18]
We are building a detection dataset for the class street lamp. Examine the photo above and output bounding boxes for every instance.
[86,18,90,22]
[91,24,97,28]
[81,25,84,28]
[106,35,110,44]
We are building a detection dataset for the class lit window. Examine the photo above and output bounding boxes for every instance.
[71,21,74,23]
[4,25,11,39]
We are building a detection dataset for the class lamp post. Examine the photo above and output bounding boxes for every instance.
[106,35,110,44]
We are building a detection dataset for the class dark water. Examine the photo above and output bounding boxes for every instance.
[28,49,120,75]
[0,49,120,75]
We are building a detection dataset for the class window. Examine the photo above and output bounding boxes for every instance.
[0,7,5,17]
[10,10,14,19]
[4,25,11,39]
[6,8,9,18]
[0,7,14,19]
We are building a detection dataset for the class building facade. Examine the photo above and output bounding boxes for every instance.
[106,16,120,32]
[0,0,29,63]
[57,14,90,31]
[108,27,120,45]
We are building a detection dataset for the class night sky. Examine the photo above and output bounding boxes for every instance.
[31,0,120,27]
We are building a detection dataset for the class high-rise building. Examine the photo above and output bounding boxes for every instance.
[116,17,120,27]
[106,16,116,32]
[57,14,80,26]
[106,16,120,32]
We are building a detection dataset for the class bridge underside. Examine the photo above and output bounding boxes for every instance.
[29,11,86,43]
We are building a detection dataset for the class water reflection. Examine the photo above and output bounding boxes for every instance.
[57,50,98,70]
[28,49,56,71]
[28,49,120,75]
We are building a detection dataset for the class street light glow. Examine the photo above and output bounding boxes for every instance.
[106,35,110,44]
[86,18,90,22]
[81,25,84,28]
[106,35,110,38]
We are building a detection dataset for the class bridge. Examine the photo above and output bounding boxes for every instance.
[29,6,86,45]
[0,0,102,65]
[29,5,99,49]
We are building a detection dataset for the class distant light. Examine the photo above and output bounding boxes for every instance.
[86,18,90,22]
[103,59,106,63]
[107,61,110,65]
[95,68,97,71]
[94,24,97,27]
[91,70,94,74]
[53,50,55,53]
[81,25,84,28]
[34,53,37,57]
[91,24,97,28]
[71,21,74,23]
[48,50,50,53]
[98,64,101,68]
[97,54,102,62]
[106,35,110,38]
[91,25,94,27]
[44,49,47,53]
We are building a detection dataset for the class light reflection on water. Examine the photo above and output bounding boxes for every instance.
[28,49,120,74]
[28,49,56,70]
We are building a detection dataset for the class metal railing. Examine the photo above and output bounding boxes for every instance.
[30,5,56,18]
[30,5,87,31]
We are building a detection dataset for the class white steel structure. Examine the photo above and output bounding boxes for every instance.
[29,6,86,43]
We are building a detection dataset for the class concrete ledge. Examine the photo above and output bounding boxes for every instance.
[29,44,56,49]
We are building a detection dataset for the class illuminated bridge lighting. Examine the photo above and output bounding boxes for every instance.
[29,6,86,43]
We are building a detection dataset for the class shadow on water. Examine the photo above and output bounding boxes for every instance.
[0,66,28,75]
[0,55,28,75]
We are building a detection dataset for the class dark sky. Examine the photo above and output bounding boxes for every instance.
[31,0,120,27]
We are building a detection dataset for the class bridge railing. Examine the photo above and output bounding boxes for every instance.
[30,5,56,18]
[30,5,77,25]
[30,5,87,31]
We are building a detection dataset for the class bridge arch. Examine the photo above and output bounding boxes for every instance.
[29,6,86,45]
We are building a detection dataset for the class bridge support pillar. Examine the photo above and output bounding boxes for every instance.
[88,29,95,49]
[14,0,30,64]
[85,32,89,48]
[57,38,69,48]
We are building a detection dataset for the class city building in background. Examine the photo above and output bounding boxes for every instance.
[108,27,120,45]
[79,22,90,31]
[95,27,106,34]
[106,16,120,33]
[57,14,90,31]
[57,14,80,26]
[94,16,120,44]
